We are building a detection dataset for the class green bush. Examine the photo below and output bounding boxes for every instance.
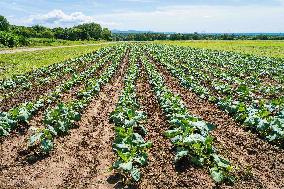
[0,31,19,47]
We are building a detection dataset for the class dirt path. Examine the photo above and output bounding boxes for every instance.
[0,42,117,54]
[136,62,214,189]
[0,52,129,189]
[149,56,284,189]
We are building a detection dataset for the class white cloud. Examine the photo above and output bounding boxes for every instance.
[25,9,118,28]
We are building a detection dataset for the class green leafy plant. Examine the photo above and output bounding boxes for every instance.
[110,49,152,182]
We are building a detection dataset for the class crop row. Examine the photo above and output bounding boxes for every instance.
[147,45,283,103]
[110,46,152,182]
[141,54,234,183]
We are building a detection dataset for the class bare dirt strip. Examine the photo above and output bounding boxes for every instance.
[150,56,284,189]
[136,62,214,189]
[0,52,129,189]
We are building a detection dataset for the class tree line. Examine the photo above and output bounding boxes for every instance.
[0,15,112,47]
[113,32,284,41]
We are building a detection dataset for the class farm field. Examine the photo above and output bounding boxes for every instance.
[155,40,284,58]
[0,43,284,189]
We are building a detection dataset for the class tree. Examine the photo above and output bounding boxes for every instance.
[41,30,54,38]
[0,15,10,31]
[12,26,35,38]
[67,28,82,40]
[76,23,102,40]
[0,31,19,47]
[52,27,66,39]
[192,32,200,40]
[31,25,47,33]
[101,28,112,41]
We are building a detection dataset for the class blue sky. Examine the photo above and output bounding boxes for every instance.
[1,0,284,32]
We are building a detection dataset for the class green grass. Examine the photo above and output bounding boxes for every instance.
[27,38,109,48]
[154,40,284,58]
[0,43,114,79]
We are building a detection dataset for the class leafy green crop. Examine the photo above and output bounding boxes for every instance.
[110,47,152,182]
[142,54,234,183]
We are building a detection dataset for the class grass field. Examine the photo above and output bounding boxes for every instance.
[154,40,284,58]
[0,43,114,79]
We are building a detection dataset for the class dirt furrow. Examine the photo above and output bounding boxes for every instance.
[149,56,284,189]
[136,62,214,189]
[0,51,129,189]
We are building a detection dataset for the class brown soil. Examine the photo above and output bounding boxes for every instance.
[0,52,129,189]
[150,56,284,189]
[136,62,214,189]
